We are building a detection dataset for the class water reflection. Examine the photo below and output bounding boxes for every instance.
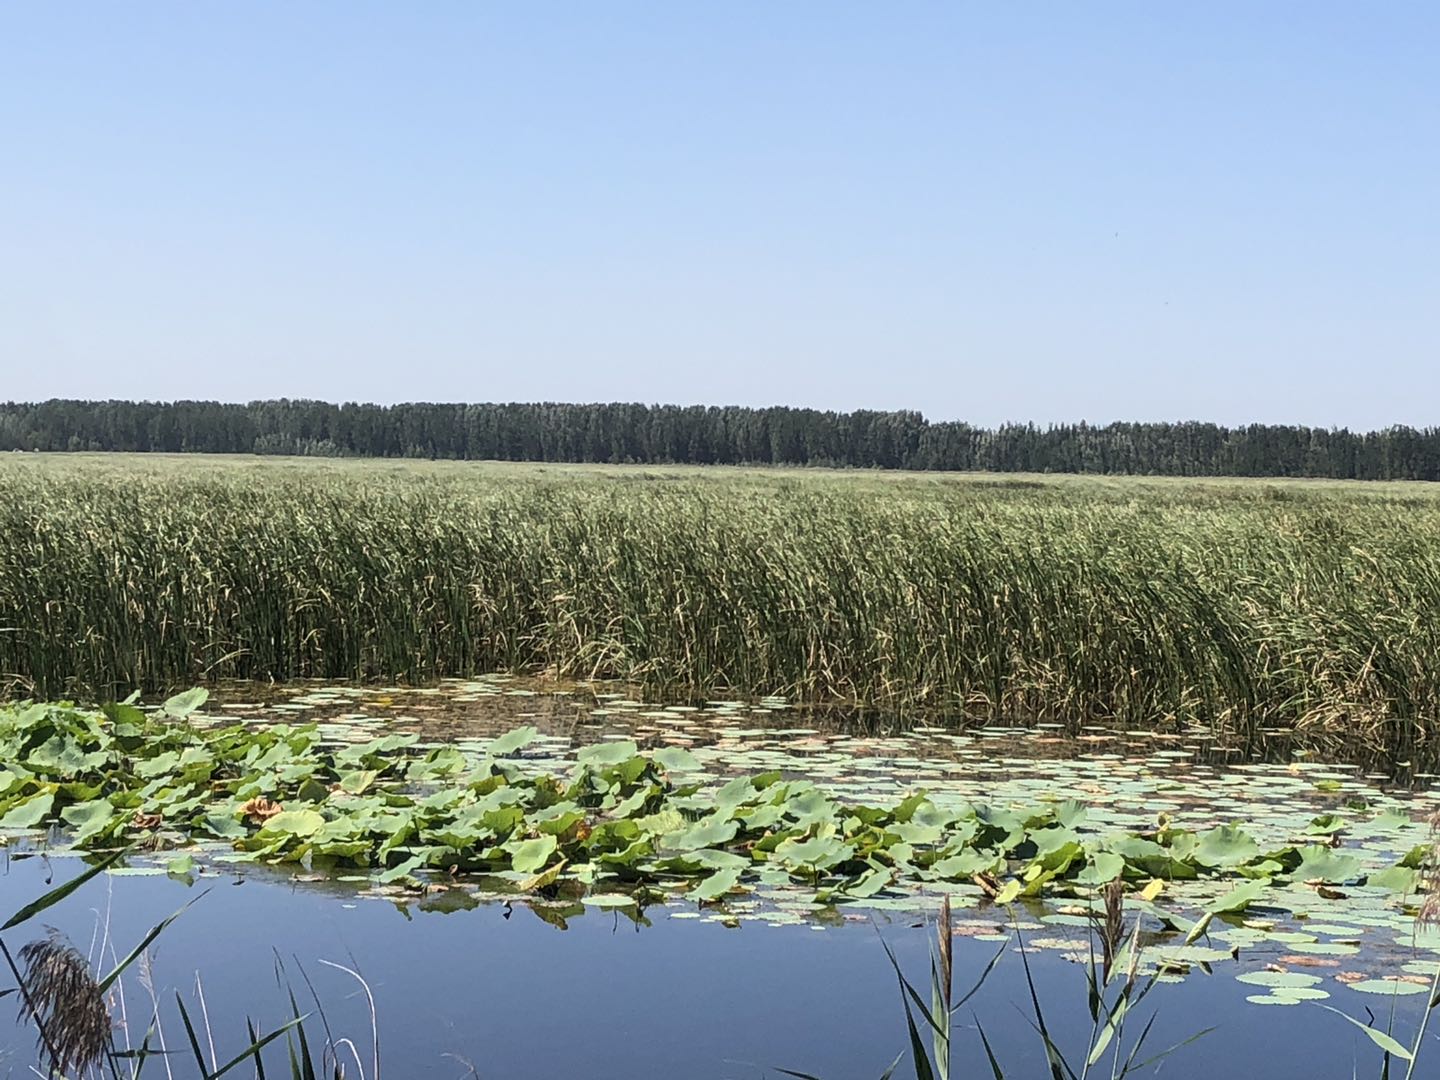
[1,854,1425,1080]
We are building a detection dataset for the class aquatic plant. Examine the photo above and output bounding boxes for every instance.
[2,459,1440,749]
[1316,808,1440,1078]
[0,694,1428,943]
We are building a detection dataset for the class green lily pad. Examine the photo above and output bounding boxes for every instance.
[1236,971,1324,988]
[1348,980,1429,996]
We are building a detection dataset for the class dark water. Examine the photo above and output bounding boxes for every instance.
[2,855,1426,1080]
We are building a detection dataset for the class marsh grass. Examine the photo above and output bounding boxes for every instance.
[3,457,1440,750]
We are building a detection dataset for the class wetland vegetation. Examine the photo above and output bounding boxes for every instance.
[3,685,1427,923]
[5,456,1440,1076]
[5,679,1440,1077]
[3,455,1439,756]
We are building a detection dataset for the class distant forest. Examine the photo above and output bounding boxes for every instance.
[3,400,1438,480]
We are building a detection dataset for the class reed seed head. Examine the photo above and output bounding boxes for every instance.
[17,929,111,1077]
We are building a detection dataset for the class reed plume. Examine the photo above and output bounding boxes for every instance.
[16,930,111,1077]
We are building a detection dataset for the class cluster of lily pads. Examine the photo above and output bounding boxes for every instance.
[1,690,1431,929]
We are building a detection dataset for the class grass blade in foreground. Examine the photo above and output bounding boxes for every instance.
[1,847,128,930]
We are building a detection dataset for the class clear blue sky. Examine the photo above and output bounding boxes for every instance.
[2,4,1435,429]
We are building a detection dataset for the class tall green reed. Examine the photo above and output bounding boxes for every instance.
[2,458,1438,751]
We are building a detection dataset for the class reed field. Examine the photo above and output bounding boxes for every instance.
[1,454,1438,750]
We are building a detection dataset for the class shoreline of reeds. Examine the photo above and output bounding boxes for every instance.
[2,460,1437,752]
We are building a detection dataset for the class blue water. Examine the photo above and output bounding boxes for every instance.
[0,853,1429,1080]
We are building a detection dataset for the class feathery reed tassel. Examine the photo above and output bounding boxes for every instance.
[17,930,111,1077]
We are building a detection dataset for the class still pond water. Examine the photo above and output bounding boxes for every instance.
[4,678,1438,1079]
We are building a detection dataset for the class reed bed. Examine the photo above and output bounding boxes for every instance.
[1,456,1438,749]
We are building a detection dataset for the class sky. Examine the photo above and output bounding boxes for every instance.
[1,4,1436,430]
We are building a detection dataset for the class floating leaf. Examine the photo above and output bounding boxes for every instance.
[165,853,195,877]
[1347,979,1428,996]
[488,726,538,757]
[160,688,209,719]
[651,747,700,773]
[576,741,640,769]
[1294,846,1363,885]
[584,892,640,909]
[1236,971,1323,989]
[1367,864,1419,894]
[1288,941,1360,957]
[1194,825,1259,868]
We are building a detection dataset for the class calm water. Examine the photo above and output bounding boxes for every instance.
[4,679,1438,1078]
[0,854,1428,1080]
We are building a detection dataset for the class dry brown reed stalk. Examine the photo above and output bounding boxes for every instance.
[937,893,952,1013]
[16,929,111,1077]
[1099,878,1125,982]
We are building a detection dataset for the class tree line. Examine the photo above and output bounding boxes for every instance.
[1,399,1437,480]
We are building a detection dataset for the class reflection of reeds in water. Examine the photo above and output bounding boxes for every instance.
[1419,809,1440,929]
[15,930,111,1077]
